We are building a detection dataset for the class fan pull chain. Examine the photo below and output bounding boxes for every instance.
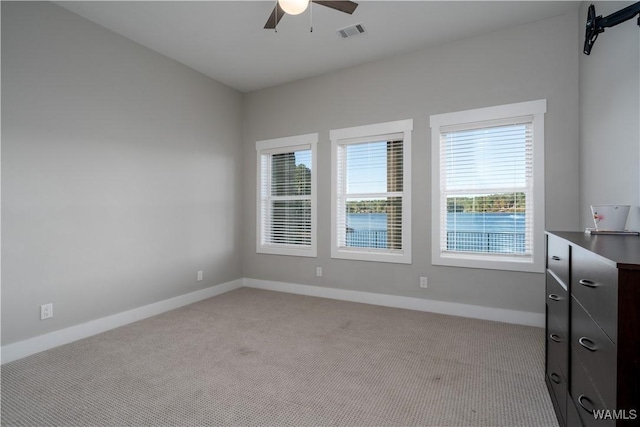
[275,0,278,33]
[310,1,313,32]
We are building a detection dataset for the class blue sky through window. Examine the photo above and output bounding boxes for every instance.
[444,124,528,195]
[294,150,311,171]
[346,140,388,196]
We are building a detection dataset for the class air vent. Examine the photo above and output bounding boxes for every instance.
[337,23,366,39]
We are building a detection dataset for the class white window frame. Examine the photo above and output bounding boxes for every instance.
[430,100,546,273]
[256,133,318,257]
[331,119,413,264]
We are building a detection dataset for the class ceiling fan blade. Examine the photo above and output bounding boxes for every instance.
[264,3,286,29]
[312,1,359,15]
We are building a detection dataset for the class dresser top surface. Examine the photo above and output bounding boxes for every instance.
[547,231,640,269]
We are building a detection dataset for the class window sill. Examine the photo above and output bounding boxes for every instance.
[332,248,411,264]
[257,246,317,258]
[433,252,543,273]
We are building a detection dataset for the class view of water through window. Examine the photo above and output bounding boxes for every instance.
[346,212,526,253]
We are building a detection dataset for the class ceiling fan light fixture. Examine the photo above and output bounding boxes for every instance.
[278,0,310,16]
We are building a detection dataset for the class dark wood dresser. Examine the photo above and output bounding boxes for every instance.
[545,231,640,426]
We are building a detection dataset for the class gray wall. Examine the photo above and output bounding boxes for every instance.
[242,11,581,314]
[579,1,640,231]
[2,2,587,347]
[2,2,244,345]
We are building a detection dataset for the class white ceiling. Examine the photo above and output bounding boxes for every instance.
[56,1,579,93]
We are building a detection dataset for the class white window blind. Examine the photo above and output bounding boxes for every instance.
[440,117,533,257]
[256,134,317,257]
[261,148,312,246]
[430,99,546,273]
[331,119,412,264]
[337,137,404,250]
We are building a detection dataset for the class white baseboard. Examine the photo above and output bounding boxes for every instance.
[243,278,544,328]
[1,279,243,364]
[2,277,543,364]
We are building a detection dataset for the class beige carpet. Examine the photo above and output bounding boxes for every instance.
[1,287,558,426]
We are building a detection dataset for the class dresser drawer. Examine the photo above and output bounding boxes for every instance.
[548,234,570,285]
[572,247,618,343]
[547,319,569,380]
[547,362,567,426]
[571,297,617,410]
[547,271,569,337]
[571,355,614,427]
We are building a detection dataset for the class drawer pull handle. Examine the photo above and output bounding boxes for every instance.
[548,293,561,301]
[550,373,561,384]
[577,394,595,414]
[579,279,597,288]
[551,256,561,261]
[579,337,597,352]
[549,333,562,343]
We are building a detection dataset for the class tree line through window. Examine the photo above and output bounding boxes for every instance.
[269,151,312,246]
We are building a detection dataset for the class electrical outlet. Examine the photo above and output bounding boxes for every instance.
[419,277,428,289]
[316,267,323,277]
[40,303,53,320]
[197,271,204,282]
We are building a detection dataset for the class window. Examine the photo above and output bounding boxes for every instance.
[331,119,413,264]
[430,100,546,272]
[256,133,317,257]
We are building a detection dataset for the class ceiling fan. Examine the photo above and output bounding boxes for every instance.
[264,0,359,30]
